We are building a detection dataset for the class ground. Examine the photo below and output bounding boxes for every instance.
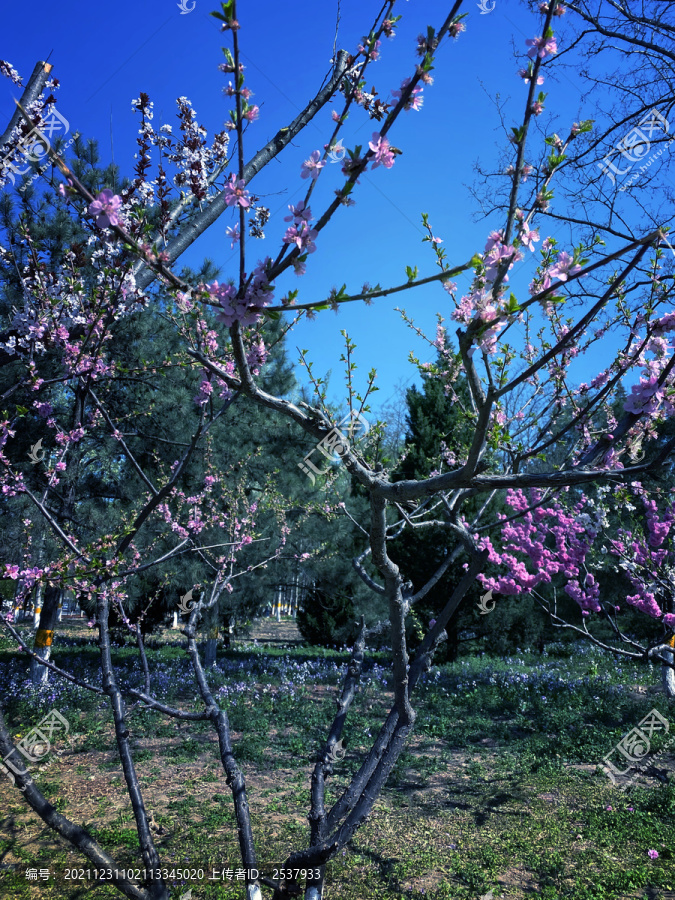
[0,618,674,899]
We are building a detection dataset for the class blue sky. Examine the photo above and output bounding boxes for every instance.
[2,0,668,419]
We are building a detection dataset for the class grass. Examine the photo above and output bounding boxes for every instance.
[0,623,673,898]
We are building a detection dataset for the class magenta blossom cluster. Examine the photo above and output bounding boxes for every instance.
[607,492,675,623]
[479,486,675,631]
[478,489,601,614]
[208,258,274,328]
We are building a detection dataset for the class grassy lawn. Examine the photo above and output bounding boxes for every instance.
[0,622,673,899]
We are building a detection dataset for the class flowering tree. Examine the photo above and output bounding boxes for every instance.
[480,483,675,696]
[1,1,675,899]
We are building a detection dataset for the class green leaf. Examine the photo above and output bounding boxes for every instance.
[507,293,521,314]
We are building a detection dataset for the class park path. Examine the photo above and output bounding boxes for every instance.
[248,617,303,647]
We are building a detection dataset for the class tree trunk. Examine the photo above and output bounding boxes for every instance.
[32,583,44,629]
[663,644,675,698]
[203,603,219,667]
[31,586,60,685]
[171,611,178,629]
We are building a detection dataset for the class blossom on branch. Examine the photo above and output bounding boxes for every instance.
[392,78,423,112]
[301,150,325,180]
[548,250,581,281]
[88,189,122,228]
[526,35,558,59]
[223,174,251,208]
[226,224,240,248]
[368,133,395,169]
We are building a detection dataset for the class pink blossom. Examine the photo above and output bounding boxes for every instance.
[548,251,582,282]
[518,68,544,86]
[284,201,313,224]
[226,224,240,248]
[223,174,251,208]
[331,110,340,122]
[301,150,325,180]
[4,565,19,579]
[624,376,664,415]
[663,613,675,628]
[526,35,558,59]
[88,189,122,228]
[485,230,504,252]
[246,339,268,373]
[626,591,662,618]
[648,850,659,860]
[392,78,423,112]
[484,241,523,282]
[243,105,259,122]
[519,227,540,251]
[34,401,53,418]
[531,101,544,116]
[283,222,318,254]
[358,37,381,60]
[368,133,395,169]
